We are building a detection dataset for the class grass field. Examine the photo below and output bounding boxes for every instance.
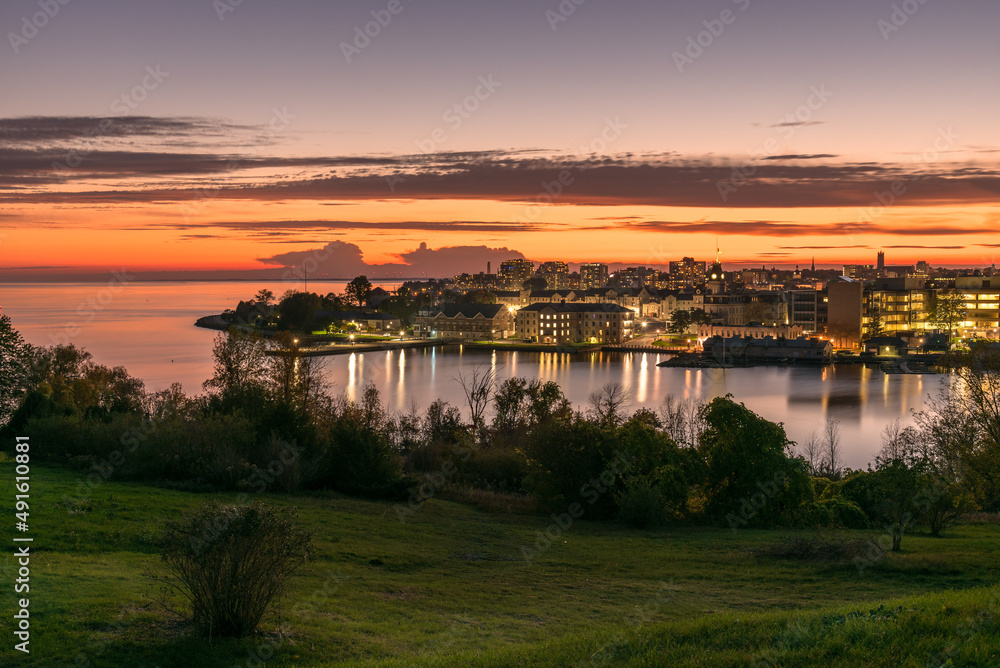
[4,465,999,667]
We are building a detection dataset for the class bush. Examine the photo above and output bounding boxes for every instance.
[157,502,311,638]
[806,497,870,529]
[616,476,667,528]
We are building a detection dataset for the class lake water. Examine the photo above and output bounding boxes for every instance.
[1,281,943,468]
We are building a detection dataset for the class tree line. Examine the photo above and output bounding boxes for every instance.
[2,315,999,551]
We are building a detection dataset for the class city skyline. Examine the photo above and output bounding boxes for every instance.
[2,0,999,278]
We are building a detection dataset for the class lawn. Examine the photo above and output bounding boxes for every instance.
[4,465,999,667]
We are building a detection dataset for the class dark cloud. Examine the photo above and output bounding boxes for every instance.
[762,154,838,161]
[256,240,526,278]
[883,245,966,250]
[1,117,998,211]
[778,245,871,250]
[160,220,548,235]
[769,121,825,128]
[0,116,243,143]
[599,219,993,237]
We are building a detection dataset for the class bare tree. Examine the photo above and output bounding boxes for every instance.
[878,418,922,463]
[266,332,329,411]
[203,327,268,394]
[456,364,495,433]
[818,419,843,479]
[659,395,707,448]
[798,431,822,475]
[588,382,631,428]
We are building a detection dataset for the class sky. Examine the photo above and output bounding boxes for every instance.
[1,0,999,279]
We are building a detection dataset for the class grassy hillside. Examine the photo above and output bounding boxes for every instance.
[3,464,999,667]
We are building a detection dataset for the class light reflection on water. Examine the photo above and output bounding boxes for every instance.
[2,281,941,468]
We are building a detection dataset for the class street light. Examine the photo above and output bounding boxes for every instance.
[349,334,355,346]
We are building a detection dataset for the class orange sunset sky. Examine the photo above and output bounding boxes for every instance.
[2,0,999,279]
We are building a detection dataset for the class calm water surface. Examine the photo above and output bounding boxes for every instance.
[1,281,942,468]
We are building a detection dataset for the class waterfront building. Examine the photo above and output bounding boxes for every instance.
[702,335,832,362]
[786,289,827,333]
[413,304,513,340]
[955,275,1000,339]
[317,311,402,332]
[515,303,634,344]
[826,277,865,349]
[697,323,805,341]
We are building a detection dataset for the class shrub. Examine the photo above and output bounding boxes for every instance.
[752,533,874,563]
[616,476,667,528]
[806,497,870,529]
[157,502,311,638]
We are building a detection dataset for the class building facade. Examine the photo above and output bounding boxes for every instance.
[579,263,610,290]
[498,259,534,290]
[414,304,513,340]
[515,303,634,344]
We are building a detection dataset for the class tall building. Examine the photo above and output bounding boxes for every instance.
[536,261,570,290]
[668,257,706,289]
[826,277,864,349]
[579,263,609,290]
[498,259,534,289]
[954,275,1000,339]
[786,289,826,333]
[866,278,930,337]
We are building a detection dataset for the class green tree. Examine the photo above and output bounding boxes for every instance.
[253,289,275,307]
[668,309,692,334]
[0,315,33,427]
[203,328,268,395]
[456,289,498,304]
[688,309,713,326]
[929,290,966,341]
[698,396,813,527]
[345,276,373,308]
[522,277,547,292]
[277,291,323,331]
[865,305,885,340]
